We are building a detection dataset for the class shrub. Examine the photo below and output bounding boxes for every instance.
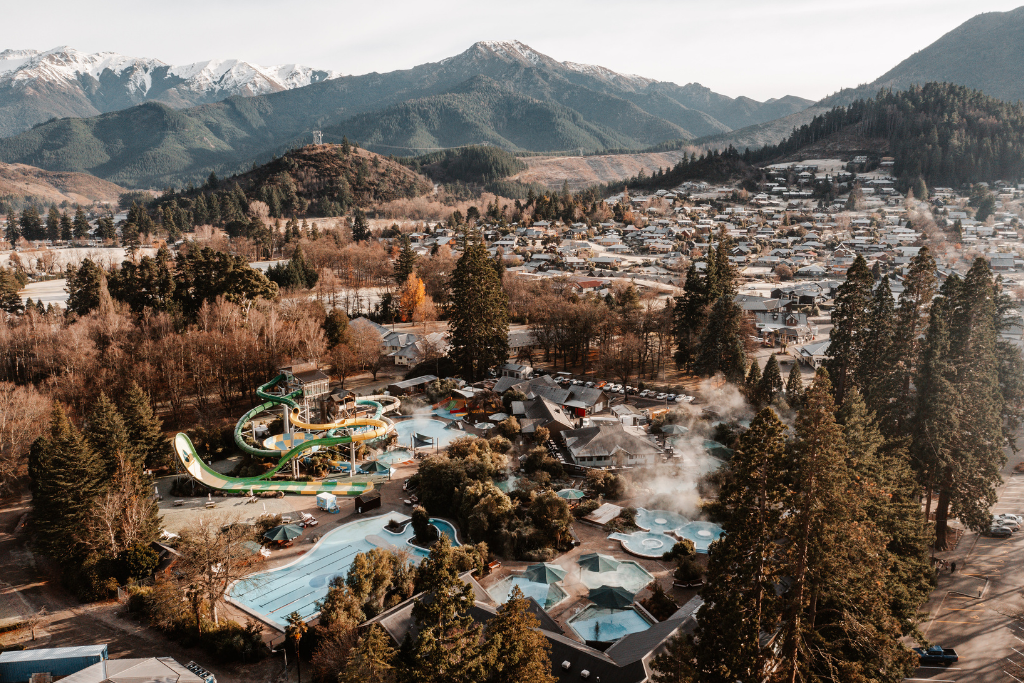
[640,581,679,621]
[573,499,600,519]
[522,547,558,562]
[487,435,512,454]
[497,416,521,438]
[674,557,704,584]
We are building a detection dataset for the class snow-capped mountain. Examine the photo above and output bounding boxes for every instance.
[0,47,340,137]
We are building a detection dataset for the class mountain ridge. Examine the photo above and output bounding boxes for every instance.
[0,46,341,137]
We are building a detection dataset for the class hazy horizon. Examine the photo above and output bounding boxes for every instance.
[3,0,1024,101]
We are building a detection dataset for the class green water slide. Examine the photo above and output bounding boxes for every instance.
[174,432,375,495]
[234,376,388,458]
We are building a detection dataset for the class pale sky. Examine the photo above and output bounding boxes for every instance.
[5,0,1024,101]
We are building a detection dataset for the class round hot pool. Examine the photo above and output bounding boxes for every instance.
[675,521,726,553]
[634,508,689,534]
[393,417,462,450]
[610,530,677,558]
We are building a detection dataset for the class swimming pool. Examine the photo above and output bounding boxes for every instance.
[377,449,415,466]
[486,576,568,610]
[579,561,654,593]
[228,513,460,629]
[634,508,690,534]
[568,606,653,642]
[675,521,726,553]
[609,531,677,558]
[393,417,462,450]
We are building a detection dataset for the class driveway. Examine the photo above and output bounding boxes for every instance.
[907,455,1024,682]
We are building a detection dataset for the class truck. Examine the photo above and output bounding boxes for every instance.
[913,645,959,666]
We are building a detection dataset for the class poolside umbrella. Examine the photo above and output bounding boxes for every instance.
[556,488,586,500]
[588,585,635,609]
[524,563,567,584]
[661,424,689,435]
[360,461,391,474]
[264,524,303,542]
[577,553,621,572]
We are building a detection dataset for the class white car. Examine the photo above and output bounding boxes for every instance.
[656,393,668,400]
[667,394,676,400]
[617,387,625,394]
[674,395,686,403]
[639,390,651,398]
[995,513,1023,523]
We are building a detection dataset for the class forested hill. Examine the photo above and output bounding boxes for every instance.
[617,83,1024,193]
[147,143,432,238]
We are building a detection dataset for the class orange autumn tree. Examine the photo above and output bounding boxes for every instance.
[398,272,437,329]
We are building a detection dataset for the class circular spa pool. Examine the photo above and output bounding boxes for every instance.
[609,530,677,558]
[634,508,690,535]
[393,417,462,450]
[675,521,726,553]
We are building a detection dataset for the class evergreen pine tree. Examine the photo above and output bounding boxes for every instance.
[323,309,349,348]
[780,370,913,681]
[838,389,933,628]
[744,359,762,404]
[0,268,24,314]
[87,392,139,476]
[46,206,61,242]
[28,402,104,562]
[823,254,873,404]
[351,209,370,242]
[673,263,708,371]
[447,230,509,380]
[121,382,168,470]
[918,259,1006,546]
[408,535,485,683]
[697,407,789,683]
[65,258,104,316]
[394,235,417,284]
[73,207,90,239]
[858,276,895,420]
[650,632,697,683]
[482,586,557,683]
[693,295,747,382]
[759,353,784,405]
[786,363,804,408]
[338,625,397,683]
[59,211,73,241]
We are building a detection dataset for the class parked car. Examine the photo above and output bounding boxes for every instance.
[656,393,668,400]
[639,390,651,398]
[993,516,1020,531]
[995,513,1023,524]
[667,393,676,400]
[987,524,1013,538]
[674,395,686,403]
[617,387,625,395]
[913,645,958,666]
[585,381,595,388]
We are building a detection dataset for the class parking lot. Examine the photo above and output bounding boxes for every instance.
[907,469,1024,683]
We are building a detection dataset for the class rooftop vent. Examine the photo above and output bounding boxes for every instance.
[562,661,571,670]
[581,671,590,679]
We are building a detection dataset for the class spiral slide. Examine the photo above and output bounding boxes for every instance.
[173,433,375,495]
[234,376,390,458]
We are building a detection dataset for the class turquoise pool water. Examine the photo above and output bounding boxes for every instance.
[377,449,415,466]
[393,417,462,449]
[486,576,567,610]
[494,474,519,493]
[635,508,689,534]
[610,531,677,558]
[579,560,654,593]
[676,521,725,553]
[568,606,653,642]
[228,513,460,628]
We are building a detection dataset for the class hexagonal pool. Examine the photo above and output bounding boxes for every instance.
[486,576,568,610]
[568,605,654,643]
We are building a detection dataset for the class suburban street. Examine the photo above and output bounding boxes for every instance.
[907,450,1024,683]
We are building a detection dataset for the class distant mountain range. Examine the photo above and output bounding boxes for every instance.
[0,41,812,188]
[0,46,340,137]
